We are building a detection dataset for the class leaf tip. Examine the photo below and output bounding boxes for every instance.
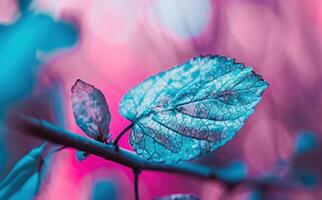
[71,79,91,93]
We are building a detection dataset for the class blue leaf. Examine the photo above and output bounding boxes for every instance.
[120,55,268,163]
[0,143,49,199]
[76,150,89,162]
[156,194,199,200]
[71,79,111,142]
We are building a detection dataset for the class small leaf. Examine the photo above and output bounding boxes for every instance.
[0,143,49,200]
[155,194,199,200]
[76,150,89,161]
[120,55,269,163]
[71,79,111,142]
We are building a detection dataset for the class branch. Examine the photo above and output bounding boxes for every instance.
[14,115,301,190]
[15,116,221,178]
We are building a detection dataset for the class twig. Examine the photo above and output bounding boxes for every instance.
[113,123,134,146]
[133,169,141,200]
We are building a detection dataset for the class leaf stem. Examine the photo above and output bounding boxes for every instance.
[113,123,134,146]
[133,169,141,200]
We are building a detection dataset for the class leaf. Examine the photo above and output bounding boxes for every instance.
[0,143,49,200]
[120,55,269,163]
[71,79,111,142]
[155,194,199,200]
[76,150,89,162]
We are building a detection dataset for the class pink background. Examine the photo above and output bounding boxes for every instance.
[1,0,321,199]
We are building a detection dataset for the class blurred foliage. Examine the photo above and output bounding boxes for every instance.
[91,179,118,200]
[0,143,49,199]
[0,0,78,187]
[0,0,77,108]
[291,132,322,188]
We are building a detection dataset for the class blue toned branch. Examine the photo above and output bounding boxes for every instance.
[16,115,221,178]
[15,115,300,191]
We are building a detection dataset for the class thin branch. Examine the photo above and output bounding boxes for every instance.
[113,123,134,146]
[16,117,221,180]
[16,116,219,177]
[133,169,140,200]
[14,115,302,191]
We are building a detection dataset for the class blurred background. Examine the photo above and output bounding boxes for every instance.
[0,0,321,199]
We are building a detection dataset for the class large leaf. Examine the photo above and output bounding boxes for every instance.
[120,55,268,163]
[71,79,111,142]
[0,143,50,200]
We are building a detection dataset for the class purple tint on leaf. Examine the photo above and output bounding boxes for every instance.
[155,194,199,200]
[120,55,269,163]
[71,79,111,142]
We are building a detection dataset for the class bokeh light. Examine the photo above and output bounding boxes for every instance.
[150,0,212,39]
